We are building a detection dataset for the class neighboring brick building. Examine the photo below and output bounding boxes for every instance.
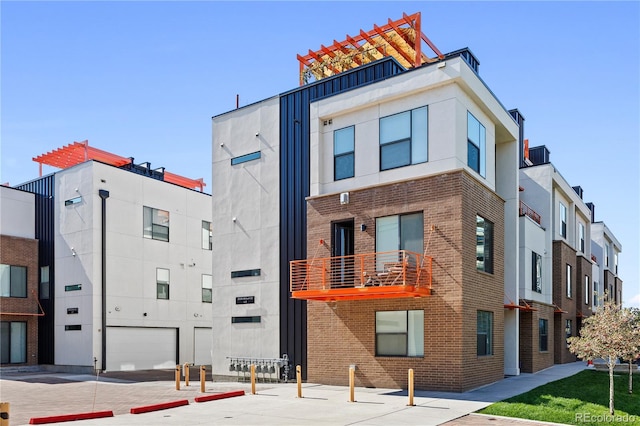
[0,186,40,366]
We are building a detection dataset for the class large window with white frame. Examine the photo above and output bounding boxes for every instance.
[578,223,585,253]
[334,126,355,180]
[566,264,572,298]
[144,206,169,242]
[379,107,427,171]
[467,112,486,177]
[375,310,424,357]
[559,202,567,239]
[0,264,27,298]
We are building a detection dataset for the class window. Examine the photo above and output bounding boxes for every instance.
[334,126,355,180]
[585,276,590,305]
[559,202,567,238]
[65,284,81,292]
[593,282,599,306]
[231,269,261,278]
[202,221,212,250]
[156,268,170,300]
[231,151,261,165]
[65,325,81,331]
[232,316,261,324]
[578,223,585,253]
[376,310,424,357]
[539,319,548,352]
[64,196,82,206]
[40,266,50,299]
[202,274,212,303]
[566,264,572,298]
[379,107,428,171]
[476,216,494,274]
[532,251,542,293]
[614,253,618,274]
[605,243,610,267]
[477,311,493,356]
[376,212,423,271]
[0,321,27,363]
[467,112,486,177]
[144,206,169,242]
[565,319,572,345]
[0,264,27,298]
[67,307,79,314]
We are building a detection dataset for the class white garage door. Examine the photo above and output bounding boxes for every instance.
[194,327,212,366]
[106,327,176,371]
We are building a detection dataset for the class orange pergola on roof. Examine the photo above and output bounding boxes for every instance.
[297,11,445,85]
[33,140,205,192]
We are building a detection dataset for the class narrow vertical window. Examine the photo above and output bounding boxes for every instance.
[565,319,572,346]
[531,252,542,293]
[202,220,212,250]
[476,216,494,274]
[614,253,618,274]
[593,282,599,307]
[40,266,50,299]
[202,274,212,303]
[566,264,572,298]
[477,311,493,356]
[467,112,486,177]
[539,319,548,351]
[578,223,585,253]
[559,202,567,238]
[584,276,590,305]
[334,126,355,180]
[156,268,170,300]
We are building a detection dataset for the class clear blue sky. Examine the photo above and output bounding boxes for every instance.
[2,1,638,307]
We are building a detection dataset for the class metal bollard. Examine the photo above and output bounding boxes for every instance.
[408,369,415,406]
[200,365,206,393]
[0,402,9,426]
[348,367,355,402]
[296,365,302,398]
[184,362,190,386]
[175,364,181,390]
[251,364,256,395]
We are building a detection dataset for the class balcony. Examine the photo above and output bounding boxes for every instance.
[519,200,541,225]
[290,250,432,301]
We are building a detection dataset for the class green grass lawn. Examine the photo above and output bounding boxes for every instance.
[479,370,640,425]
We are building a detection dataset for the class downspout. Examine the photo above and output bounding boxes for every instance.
[98,189,110,371]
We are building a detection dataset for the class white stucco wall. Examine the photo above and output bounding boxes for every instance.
[0,186,35,239]
[53,161,213,369]
[519,216,550,303]
[211,96,281,376]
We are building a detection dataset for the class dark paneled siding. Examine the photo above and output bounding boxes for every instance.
[16,176,56,365]
[279,58,405,379]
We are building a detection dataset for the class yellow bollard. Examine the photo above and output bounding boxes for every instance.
[251,364,256,395]
[0,402,9,426]
[296,365,302,398]
[175,364,181,390]
[184,362,190,386]
[200,365,206,393]
[408,368,415,406]
[349,366,355,402]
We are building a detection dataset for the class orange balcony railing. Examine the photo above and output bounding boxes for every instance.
[519,200,541,225]
[290,250,432,301]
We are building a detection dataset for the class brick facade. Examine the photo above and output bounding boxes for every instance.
[552,240,578,364]
[306,170,504,392]
[518,302,554,373]
[0,234,39,365]
[575,255,593,320]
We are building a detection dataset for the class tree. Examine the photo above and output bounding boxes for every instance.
[567,301,640,415]
[621,308,640,394]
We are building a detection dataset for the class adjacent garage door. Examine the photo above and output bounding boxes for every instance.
[106,327,176,371]
[194,327,212,366]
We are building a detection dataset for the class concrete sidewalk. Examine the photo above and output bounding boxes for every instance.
[1,362,587,425]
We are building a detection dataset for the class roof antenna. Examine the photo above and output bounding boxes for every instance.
[236,94,239,109]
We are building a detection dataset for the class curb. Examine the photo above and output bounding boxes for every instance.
[195,390,245,402]
[29,410,114,424]
[130,399,189,414]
